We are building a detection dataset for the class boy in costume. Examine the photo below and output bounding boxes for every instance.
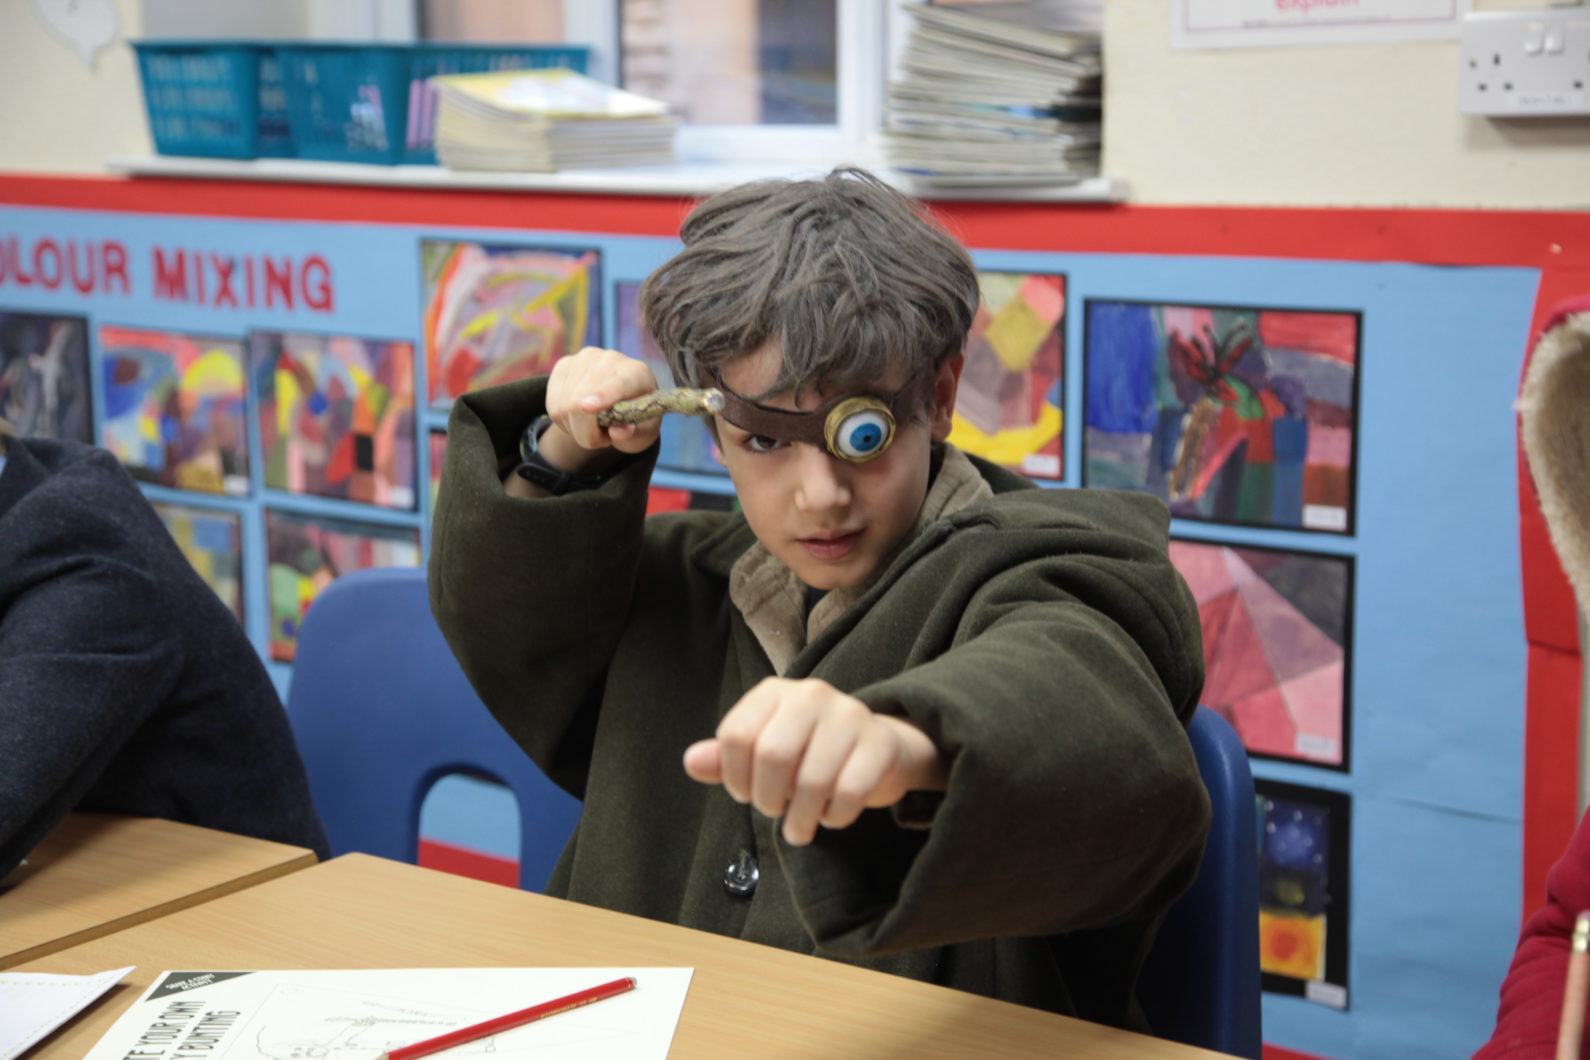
[429,168,1209,1030]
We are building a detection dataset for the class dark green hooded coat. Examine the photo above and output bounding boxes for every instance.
[429,378,1210,1031]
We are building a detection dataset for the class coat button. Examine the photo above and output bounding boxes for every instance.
[723,848,759,897]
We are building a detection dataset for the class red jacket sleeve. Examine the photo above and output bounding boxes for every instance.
[1475,808,1590,1059]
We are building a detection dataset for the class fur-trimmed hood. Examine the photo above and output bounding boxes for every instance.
[1519,295,1590,611]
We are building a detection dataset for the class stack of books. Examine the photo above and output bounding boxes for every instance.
[884,2,1103,188]
[430,69,678,172]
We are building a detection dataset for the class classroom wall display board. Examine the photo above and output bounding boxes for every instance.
[1170,538,1353,770]
[0,176,1579,1060]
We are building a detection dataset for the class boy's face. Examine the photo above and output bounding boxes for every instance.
[714,342,962,591]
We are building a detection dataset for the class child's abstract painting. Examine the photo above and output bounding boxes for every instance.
[0,310,91,442]
[616,280,726,476]
[646,485,739,516]
[1084,300,1360,533]
[153,501,245,622]
[252,331,418,510]
[948,271,1065,480]
[1170,539,1352,769]
[1256,779,1350,1008]
[423,240,602,404]
[263,508,421,661]
[100,326,250,495]
[428,428,447,513]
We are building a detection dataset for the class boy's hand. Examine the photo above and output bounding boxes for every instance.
[682,677,948,847]
[540,346,662,470]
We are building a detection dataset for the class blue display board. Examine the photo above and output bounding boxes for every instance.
[0,204,1541,1060]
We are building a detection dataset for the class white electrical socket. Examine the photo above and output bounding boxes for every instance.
[1459,8,1590,117]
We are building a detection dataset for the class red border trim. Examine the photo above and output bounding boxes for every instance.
[0,173,1585,268]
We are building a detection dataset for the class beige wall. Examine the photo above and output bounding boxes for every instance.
[1104,0,1590,207]
[0,0,151,174]
[0,0,1585,205]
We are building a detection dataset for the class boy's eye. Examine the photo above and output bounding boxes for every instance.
[745,434,784,453]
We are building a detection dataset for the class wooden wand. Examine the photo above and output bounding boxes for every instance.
[596,387,724,427]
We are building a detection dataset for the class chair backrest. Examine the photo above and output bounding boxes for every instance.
[284,566,581,892]
[1136,705,1263,1059]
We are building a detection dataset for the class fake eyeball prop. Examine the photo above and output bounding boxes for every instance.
[824,397,896,463]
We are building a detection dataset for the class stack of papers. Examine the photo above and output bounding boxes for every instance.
[884,2,1103,187]
[430,70,679,172]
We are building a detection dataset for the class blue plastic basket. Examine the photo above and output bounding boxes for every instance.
[278,43,590,165]
[131,41,293,160]
[276,44,410,164]
[255,50,294,158]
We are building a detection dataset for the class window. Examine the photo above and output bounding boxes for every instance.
[402,0,889,165]
[618,0,837,126]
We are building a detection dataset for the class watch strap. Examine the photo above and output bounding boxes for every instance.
[514,417,621,496]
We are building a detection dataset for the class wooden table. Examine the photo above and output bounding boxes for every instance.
[0,812,316,969]
[18,853,1230,1058]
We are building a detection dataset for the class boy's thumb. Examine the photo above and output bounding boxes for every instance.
[681,739,723,784]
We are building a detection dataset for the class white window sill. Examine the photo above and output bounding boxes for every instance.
[104,155,1126,203]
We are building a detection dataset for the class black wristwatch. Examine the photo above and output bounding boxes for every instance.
[514,416,618,495]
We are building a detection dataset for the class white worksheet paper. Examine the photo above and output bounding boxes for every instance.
[81,967,694,1060]
[0,965,135,1060]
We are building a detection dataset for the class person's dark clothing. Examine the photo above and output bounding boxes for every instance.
[0,438,328,878]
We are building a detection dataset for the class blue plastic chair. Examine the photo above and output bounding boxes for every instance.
[284,566,581,892]
[1136,705,1263,1059]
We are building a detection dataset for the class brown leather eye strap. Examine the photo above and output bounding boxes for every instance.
[714,386,839,449]
[713,373,931,462]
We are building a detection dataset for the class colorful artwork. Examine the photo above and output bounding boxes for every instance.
[264,508,421,662]
[1171,539,1352,769]
[646,485,739,516]
[616,280,726,476]
[428,428,447,513]
[0,310,91,442]
[1256,779,1350,1008]
[948,271,1065,480]
[99,326,250,495]
[1084,300,1360,533]
[422,240,602,404]
[252,331,418,510]
[153,502,245,622]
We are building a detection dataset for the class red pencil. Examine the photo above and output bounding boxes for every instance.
[379,976,638,1060]
[1557,914,1590,1060]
